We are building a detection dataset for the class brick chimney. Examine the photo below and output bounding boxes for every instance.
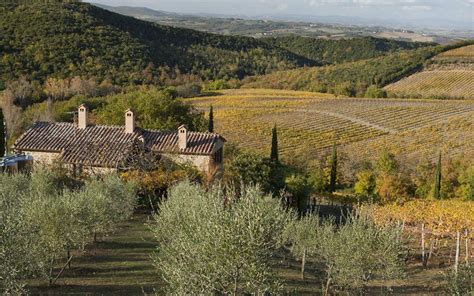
[178,124,188,150]
[78,104,88,129]
[125,109,135,134]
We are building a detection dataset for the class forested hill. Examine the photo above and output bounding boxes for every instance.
[0,1,433,89]
[0,1,312,88]
[262,36,434,65]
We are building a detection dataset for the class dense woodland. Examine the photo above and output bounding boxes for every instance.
[262,35,432,65]
[0,0,310,88]
[0,0,439,93]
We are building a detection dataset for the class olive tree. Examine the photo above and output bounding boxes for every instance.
[151,182,292,295]
[0,174,42,294]
[80,175,137,241]
[1,171,138,290]
[282,214,320,279]
[315,214,405,294]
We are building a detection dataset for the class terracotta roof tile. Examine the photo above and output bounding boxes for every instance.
[142,130,224,155]
[13,122,224,168]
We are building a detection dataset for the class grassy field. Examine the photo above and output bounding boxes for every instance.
[188,89,474,163]
[24,212,452,295]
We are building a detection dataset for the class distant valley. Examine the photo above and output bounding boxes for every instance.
[94,3,471,44]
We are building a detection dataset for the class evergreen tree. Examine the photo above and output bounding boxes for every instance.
[270,124,278,162]
[208,105,214,133]
[434,152,442,199]
[329,143,338,193]
[0,108,5,157]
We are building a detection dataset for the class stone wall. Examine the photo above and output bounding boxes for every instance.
[19,150,116,175]
[21,151,60,166]
[163,153,211,172]
[83,166,117,175]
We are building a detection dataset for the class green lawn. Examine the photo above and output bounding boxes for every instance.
[26,213,447,295]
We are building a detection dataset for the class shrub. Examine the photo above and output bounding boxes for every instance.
[204,79,230,91]
[333,82,355,97]
[365,85,387,98]
[175,83,202,98]
[223,151,273,191]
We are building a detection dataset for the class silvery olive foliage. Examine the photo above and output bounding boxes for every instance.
[0,170,137,293]
[282,214,320,279]
[151,182,292,295]
[282,211,405,293]
[0,174,41,295]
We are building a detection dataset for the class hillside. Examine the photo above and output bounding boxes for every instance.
[188,89,474,163]
[0,1,312,89]
[242,47,441,96]
[385,44,474,99]
[261,36,432,65]
[0,1,436,91]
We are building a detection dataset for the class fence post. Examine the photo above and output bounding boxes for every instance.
[421,223,426,268]
[465,229,469,265]
[455,230,460,275]
[301,248,306,280]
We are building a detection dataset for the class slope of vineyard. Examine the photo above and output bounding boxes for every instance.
[384,71,474,99]
[385,44,474,99]
[434,44,474,61]
[188,89,474,162]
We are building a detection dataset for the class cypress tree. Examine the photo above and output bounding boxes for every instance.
[208,105,214,133]
[0,108,5,157]
[433,152,442,199]
[270,124,278,162]
[329,143,337,193]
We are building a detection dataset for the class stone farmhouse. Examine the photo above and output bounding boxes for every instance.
[13,105,225,175]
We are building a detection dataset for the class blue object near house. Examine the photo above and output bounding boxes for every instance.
[0,154,33,174]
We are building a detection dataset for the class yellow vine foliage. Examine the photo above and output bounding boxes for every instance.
[364,200,474,238]
[187,89,474,160]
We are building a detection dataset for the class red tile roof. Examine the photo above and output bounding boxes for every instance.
[13,122,224,168]
[142,130,222,155]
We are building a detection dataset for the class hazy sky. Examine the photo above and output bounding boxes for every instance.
[90,0,473,27]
